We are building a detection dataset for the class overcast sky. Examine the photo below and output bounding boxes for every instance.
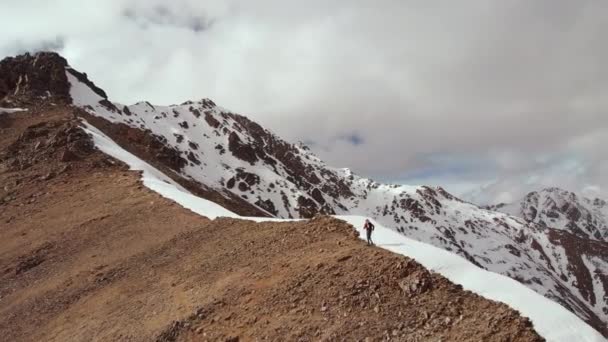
[2,1,607,203]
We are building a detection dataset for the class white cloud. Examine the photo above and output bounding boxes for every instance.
[1,0,606,202]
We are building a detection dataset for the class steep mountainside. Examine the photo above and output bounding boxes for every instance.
[0,103,546,341]
[487,188,608,242]
[1,51,606,338]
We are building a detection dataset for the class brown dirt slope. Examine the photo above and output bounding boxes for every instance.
[0,107,544,341]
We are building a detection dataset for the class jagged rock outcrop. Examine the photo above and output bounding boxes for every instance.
[0,52,70,105]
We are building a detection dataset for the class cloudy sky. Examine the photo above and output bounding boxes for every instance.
[2,1,607,203]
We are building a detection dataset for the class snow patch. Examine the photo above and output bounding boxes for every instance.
[0,107,27,114]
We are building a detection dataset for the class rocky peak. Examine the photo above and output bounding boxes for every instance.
[0,52,71,106]
[0,51,107,107]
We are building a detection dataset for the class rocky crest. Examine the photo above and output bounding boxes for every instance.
[0,52,108,108]
[2,51,606,337]
[0,52,71,106]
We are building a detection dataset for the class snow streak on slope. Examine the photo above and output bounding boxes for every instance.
[82,121,239,220]
[66,67,607,337]
[81,123,605,342]
[0,107,27,114]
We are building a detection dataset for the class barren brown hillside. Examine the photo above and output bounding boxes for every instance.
[0,106,544,341]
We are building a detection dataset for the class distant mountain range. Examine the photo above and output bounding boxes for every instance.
[487,187,608,241]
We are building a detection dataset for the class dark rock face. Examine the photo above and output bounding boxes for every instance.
[297,195,319,218]
[226,177,236,189]
[227,169,262,193]
[228,132,258,165]
[188,141,199,150]
[310,188,325,205]
[215,144,225,155]
[99,99,120,113]
[0,52,72,106]
[254,198,277,216]
[123,106,132,116]
[234,169,260,187]
[187,151,201,166]
[204,111,221,128]
[189,107,201,118]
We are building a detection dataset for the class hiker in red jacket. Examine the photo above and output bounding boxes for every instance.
[364,219,375,245]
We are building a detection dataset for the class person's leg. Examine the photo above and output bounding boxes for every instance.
[366,230,372,245]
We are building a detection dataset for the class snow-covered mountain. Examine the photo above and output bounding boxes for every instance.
[2,51,607,338]
[487,187,608,242]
